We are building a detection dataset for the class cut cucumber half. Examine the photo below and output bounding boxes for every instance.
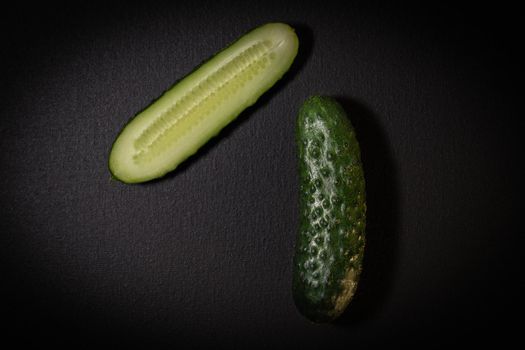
[109,23,299,183]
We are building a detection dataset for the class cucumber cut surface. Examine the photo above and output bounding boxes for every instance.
[293,96,366,323]
[109,23,299,183]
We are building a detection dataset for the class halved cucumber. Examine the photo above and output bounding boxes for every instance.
[109,23,299,183]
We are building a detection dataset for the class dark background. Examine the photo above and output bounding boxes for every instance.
[1,1,522,348]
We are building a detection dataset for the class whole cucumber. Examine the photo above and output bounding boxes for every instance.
[293,96,366,323]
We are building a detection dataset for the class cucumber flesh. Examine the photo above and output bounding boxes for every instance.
[109,23,299,183]
[293,96,366,323]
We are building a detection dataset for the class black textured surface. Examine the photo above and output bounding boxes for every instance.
[1,1,522,348]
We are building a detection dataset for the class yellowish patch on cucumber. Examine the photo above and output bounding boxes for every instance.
[333,267,358,314]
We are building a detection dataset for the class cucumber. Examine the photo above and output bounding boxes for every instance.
[292,96,366,323]
[109,23,299,183]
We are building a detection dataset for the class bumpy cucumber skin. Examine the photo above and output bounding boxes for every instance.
[108,23,299,184]
[292,96,366,323]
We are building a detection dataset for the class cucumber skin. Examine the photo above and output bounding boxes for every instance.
[293,96,366,323]
[108,23,298,184]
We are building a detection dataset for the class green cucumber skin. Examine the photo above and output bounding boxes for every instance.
[293,96,366,323]
[108,23,298,184]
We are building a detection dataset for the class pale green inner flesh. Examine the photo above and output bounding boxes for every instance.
[132,40,274,164]
[109,23,298,183]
